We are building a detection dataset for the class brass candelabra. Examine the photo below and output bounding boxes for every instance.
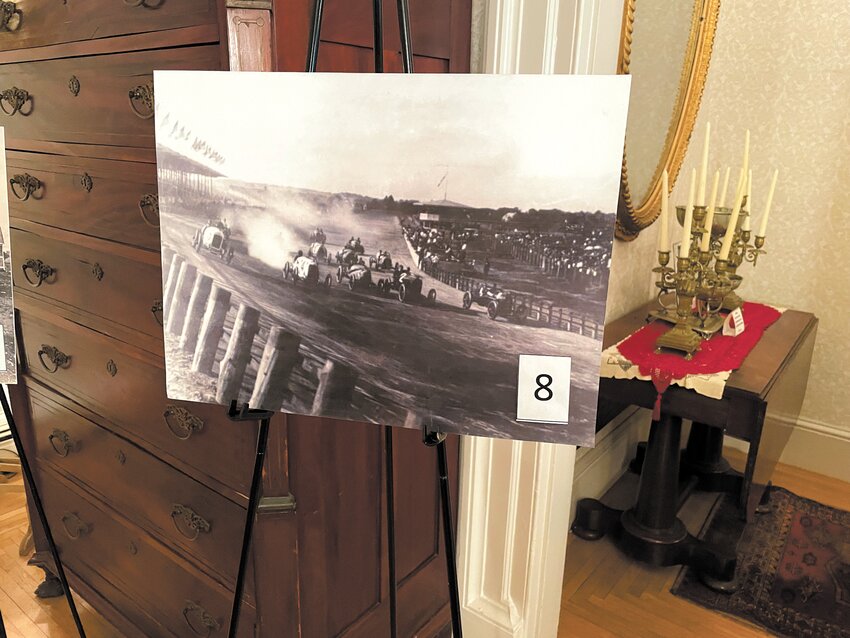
[651,198,767,358]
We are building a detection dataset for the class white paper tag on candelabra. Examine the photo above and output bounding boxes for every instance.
[723,307,745,337]
[516,354,571,425]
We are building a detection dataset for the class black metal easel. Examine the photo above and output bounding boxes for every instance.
[0,389,88,638]
[226,2,464,636]
[225,402,274,638]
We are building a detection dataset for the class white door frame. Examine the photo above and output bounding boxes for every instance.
[456,2,622,636]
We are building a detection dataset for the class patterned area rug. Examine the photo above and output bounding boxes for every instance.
[673,487,850,637]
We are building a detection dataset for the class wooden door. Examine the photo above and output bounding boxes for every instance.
[268,2,470,636]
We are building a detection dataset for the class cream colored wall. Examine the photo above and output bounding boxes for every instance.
[672,0,850,438]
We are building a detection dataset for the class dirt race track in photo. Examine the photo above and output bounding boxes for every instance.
[161,193,603,446]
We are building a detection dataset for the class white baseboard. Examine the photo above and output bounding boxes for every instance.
[570,407,651,521]
[725,415,850,485]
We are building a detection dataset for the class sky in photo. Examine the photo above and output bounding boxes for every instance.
[154,71,630,213]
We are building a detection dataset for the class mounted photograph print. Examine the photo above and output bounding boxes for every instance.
[0,128,16,384]
[154,72,630,446]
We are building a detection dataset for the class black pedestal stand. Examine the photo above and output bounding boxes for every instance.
[1,388,88,638]
[572,414,738,591]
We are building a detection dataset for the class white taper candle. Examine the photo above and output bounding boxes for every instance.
[718,166,731,209]
[680,168,696,257]
[659,169,670,251]
[758,169,778,237]
[701,170,720,252]
[719,179,745,260]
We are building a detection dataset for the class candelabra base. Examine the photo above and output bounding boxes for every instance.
[649,309,725,338]
[655,323,703,359]
[722,292,743,311]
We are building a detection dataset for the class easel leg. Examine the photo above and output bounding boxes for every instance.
[306,0,325,72]
[226,404,273,638]
[0,389,87,638]
[385,426,399,638]
[423,427,463,638]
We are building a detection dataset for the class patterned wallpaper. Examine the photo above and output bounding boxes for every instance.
[671,0,850,430]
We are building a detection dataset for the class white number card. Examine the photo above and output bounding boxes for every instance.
[516,355,571,425]
[722,307,746,337]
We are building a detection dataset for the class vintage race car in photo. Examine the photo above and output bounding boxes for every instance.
[336,262,372,291]
[283,253,333,287]
[308,240,328,261]
[369,250,393,271]
[192,221,235,264]
[462,284,526,321]
[335,246,365,266]
[377,271,436,305]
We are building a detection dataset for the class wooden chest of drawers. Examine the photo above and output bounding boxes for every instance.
[5,2,463,636]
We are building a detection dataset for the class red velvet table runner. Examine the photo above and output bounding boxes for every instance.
[616,302,782,419]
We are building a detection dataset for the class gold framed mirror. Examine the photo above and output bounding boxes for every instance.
[616,0,721,241]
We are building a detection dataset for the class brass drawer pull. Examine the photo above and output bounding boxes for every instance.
[151,299,164,326]
[80,172,93,192]
[128,83,154,120]
[124,0,165,7]
[48,429,74,457]
[182,601,220,637]
[164,405,205,440]
[0,86,31,116]
[91,263,104,281]
[0,2,23,32]
[9,173,41,201]
[68,75,81,97]
[138,193,160,227]
[21,258,55,287]
[106,359,118,377]
[37,344,70,373]
[60,512,89,540]
[171,504,211,541]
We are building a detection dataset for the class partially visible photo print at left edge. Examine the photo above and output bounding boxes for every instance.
[0,128,16,384]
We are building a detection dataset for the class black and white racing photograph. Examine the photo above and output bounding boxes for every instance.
[0,129,16,384]
[154,71,630,445]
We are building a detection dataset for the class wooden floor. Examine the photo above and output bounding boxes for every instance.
[0,442,123,638]
[3,439,849,637]
[559,448,850,638]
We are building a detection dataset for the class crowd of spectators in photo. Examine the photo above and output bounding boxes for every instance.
[403,224,491,273]
[494,228,611,285]
[402,217,612,288]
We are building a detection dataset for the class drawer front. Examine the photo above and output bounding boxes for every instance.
[0,0,218,53]
[7,151,160,250]
[30,388,246,585]
[37,468,256,638]
[18,310,258,496]
[0,45,220,146]
[12,228,163,340]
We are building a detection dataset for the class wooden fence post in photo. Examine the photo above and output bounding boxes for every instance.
[249,327,302,412]
[311,359,358,416]
[215,304,261,404]
[192,285,232,375]
[166,262,198,336]
[179,273,213,353]
[162,254,184,317]
[162,247,175,271]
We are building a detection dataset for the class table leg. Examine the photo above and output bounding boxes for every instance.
[572,414,738,589]
[681,422,744,494]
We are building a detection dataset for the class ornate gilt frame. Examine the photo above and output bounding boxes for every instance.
[615,0,721,241]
